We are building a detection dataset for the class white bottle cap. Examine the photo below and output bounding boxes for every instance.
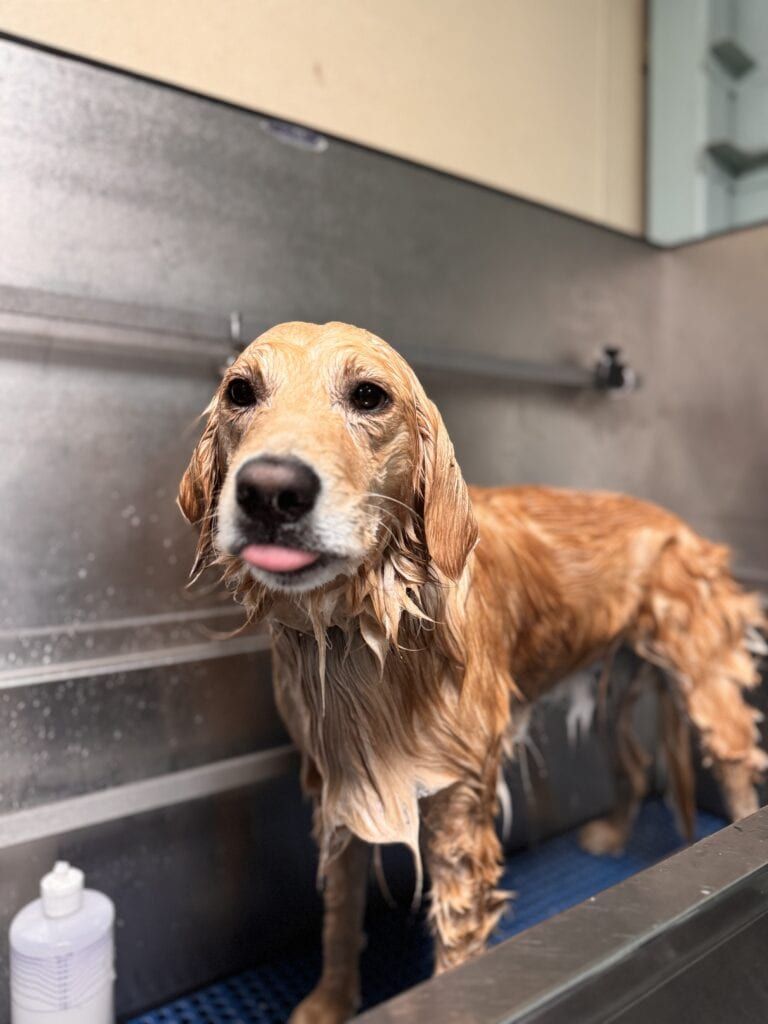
[40,861,85,918]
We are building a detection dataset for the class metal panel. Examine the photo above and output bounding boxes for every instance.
[0,343,213,644]
[0,649,284,812]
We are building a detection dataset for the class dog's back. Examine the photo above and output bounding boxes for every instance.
[467,485,761,701]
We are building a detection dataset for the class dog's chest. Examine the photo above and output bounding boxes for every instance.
[272,625,457,846]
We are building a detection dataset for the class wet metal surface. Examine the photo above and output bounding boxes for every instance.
[0,650,283,812]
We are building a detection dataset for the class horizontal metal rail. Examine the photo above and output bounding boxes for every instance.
[0,303,631,391]
[0,632,271,690]
[0,744,297,849]
[399,342,597,389]
[0,604,244,641]
[0,310,229,366]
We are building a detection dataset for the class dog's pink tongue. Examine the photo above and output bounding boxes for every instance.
[241,544,319,573]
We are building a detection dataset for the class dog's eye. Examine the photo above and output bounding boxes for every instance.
[226,377,256,407]
[350,381,389,412]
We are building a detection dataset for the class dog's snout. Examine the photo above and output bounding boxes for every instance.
[236,456,320,525]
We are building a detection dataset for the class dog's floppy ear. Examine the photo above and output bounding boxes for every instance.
[417,398,477,582]
[177,400,221,578]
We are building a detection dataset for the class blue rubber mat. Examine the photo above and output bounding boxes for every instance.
[128,800,726,1024]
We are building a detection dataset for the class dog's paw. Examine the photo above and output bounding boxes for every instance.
[578,817,628,856]
[289,987,358,1024]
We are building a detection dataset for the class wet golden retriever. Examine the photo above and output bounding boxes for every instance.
[179,321,765,1023]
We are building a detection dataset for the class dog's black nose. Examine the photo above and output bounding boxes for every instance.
[236,456,320,525]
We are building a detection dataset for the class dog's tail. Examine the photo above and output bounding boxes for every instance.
[631,527,767,818]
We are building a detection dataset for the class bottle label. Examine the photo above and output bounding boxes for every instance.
[11,933,114,1011]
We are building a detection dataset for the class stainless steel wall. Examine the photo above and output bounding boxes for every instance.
[1,36,767,1019]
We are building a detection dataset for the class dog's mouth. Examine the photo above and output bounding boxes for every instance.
[227,517,359,590]
[240,544,321,575]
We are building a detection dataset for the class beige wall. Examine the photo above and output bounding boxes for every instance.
[0,0,645,234]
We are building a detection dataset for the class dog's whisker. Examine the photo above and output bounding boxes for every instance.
[363,491,424,522]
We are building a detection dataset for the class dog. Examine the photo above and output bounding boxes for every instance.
[178,321,766,1024]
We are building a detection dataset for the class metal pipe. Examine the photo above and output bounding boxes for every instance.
[0,304,639,393]
[398,342,595,389]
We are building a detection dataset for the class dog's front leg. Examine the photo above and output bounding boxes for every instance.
[289,825,370,1024]
[421,779,507,973]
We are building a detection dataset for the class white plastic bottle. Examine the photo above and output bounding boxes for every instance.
[9,861,115,1024]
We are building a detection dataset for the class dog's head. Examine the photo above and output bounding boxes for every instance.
[178,322,476,601]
